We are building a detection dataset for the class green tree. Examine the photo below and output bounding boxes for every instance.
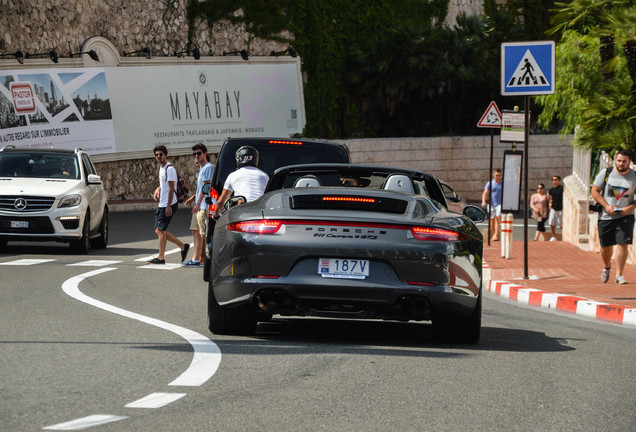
[536,0,636,151]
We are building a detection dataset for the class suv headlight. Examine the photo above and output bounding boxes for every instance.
[58,194,82,208]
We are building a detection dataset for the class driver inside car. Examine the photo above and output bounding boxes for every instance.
[212,145,269,219]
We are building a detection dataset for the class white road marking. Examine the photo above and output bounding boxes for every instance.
[67,260,122,267]
[124,392,187,408]
[61,268,221,387]
[43,414,128,430]
[0,258,55,266]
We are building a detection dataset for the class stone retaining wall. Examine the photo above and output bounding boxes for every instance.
[1,1,484,57]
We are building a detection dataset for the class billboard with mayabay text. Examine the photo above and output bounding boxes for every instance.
[107,61,305,153]
[0,60,305,154]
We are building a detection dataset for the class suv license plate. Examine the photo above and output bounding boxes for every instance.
[11,221,28,228]
[319,258,369,279]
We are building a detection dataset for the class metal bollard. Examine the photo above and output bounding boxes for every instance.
[501,213,513,259]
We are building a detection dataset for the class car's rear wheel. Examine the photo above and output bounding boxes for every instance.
[433,293,481,344]
[91,208,108,249]
[70,215,90,254]
[207,280,256,335]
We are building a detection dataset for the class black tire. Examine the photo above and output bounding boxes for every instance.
[90,209,108,249]
[433,293,482,344]
[70,215,90,254]
[207,279,256,335]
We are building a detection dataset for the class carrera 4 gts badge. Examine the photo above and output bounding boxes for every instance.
[306,226,385,240]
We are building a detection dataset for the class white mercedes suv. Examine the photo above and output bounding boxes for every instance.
[0,146,108,253]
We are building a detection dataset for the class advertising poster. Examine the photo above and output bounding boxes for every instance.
[0,60,305,155]
[106,62,305,153]
[500,111,527,143]
[0,68,115,153]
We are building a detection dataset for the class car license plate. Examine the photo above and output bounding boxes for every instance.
[11,221,28,228]
[318,258,369,279]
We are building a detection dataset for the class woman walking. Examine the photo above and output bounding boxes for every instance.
[531,183,549,241]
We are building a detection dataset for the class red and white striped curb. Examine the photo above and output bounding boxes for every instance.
[482,263,636,327]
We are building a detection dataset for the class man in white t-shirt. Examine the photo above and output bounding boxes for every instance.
[148,145,189,264]
[213,146,269,218]
[591,149,636,284]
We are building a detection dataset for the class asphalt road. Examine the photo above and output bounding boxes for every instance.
[0,210,634,431]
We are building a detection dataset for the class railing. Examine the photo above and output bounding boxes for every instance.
[572,149,591,193]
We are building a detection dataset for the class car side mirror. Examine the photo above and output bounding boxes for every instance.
[463,205,486,223]
[87,174,102,184]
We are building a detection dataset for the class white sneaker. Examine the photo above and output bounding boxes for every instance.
[601,266,611,283]
[549,237,557,242]
[615,275,627,285]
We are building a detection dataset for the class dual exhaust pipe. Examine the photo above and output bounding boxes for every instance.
[397,295,432,318]
[256,289,288,311]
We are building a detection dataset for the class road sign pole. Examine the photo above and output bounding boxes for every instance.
[523,95,530,279]
[487,128,494,246]
[502,41,554,279]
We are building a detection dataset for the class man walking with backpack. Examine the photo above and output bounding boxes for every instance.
[591,149,636,284]
[148,145,190,264]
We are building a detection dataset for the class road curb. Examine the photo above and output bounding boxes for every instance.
[483,262,636,327]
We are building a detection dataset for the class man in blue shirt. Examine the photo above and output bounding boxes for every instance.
[183,143,214,267]
[481,169,503,242]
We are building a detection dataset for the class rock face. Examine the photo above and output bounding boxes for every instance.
[0,1,485,55]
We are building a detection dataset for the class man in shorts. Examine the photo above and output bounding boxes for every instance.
[548,175,563,241]
[182,143,213,267]
[591,149,636,284]
[481,169,503,242]
[148,145,189,264]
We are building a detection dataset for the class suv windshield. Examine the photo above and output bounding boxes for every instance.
[0,151,80,180]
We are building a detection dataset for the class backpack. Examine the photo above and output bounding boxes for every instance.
[166,163,189,203]
[590,167,612,212]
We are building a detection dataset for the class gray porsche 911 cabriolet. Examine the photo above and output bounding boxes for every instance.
[207,163,486,343]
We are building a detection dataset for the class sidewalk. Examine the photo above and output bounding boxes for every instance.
[483,240,636,327]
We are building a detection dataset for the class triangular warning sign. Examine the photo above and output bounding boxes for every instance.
[507,50,549,87]
[477,101,502,128]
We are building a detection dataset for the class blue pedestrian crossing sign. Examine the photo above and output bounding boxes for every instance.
[501,41,555,95]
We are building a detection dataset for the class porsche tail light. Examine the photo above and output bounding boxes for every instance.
[228,220,282,234]
[411,226,459,241]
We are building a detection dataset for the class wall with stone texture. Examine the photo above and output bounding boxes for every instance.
[0,1,289,59]
[94,135,573,205]
[446,0,485,26]
[0,1,484,57]
[97,151,218,201]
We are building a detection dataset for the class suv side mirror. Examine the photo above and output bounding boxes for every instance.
[87,174,102,184]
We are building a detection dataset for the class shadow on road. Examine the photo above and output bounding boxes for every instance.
[199,318,577,354]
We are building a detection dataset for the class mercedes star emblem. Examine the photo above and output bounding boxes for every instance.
[14,198,27,210]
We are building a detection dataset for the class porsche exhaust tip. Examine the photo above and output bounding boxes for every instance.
[256,289,289,311]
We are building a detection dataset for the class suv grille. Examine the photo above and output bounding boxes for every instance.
[0,196,56,212]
